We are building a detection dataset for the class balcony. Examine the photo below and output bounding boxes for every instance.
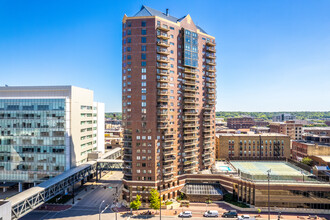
[183,116,197,122]
[206,41,216,46]
[206,60,216,66]
[158,116,168,122]
[206,72,216,78]
[157,77,169,83]
[206,53,216,59]
[184,111,197,115]
[184,147,198,153]
[208,78,216,83]
[157,96,168,103]
[157,24,170,32]
[157,110,168,115]
[185,153,196,159]
[204,144,213,149]
[183,98,196,104]
[158,123,168,129]
[157,40,170,47]
[184,159,197,165]
[163,150,175,156]
[183,86,197,92]
[164,131,176,136]
[157,32,170,39]
[157,63,170,70]
[184,92,195,98]
[206,46,216,52]
[203,111,211,116]
[207,89,216,94]
[184,129,197,134]
[203,122,211,127]
[157,56,170,63]
[206,67,216,72]
[183,123,196,128]
[207,99,216,104]
[183,80,196,86]
[164,156,176,161]
[184,104,197,109]
[157,83,169,89]
[163,162,174,169]
[164,136,175,142]
[183,68,198,74]
[157,104,168,109]
[158,90,168,96]
[183,74,196,80]
[157,69,169,76]
[204,134,213,139]
[157,48,170,55]
[184,140,198,146]
[163,176,174,182]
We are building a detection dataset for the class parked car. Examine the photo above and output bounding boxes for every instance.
[222,210,238,218]
[179,211,192,218]
[237,215,253,220]
[204,210,219,217]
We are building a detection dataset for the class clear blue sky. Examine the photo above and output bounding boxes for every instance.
[1,0,329,112]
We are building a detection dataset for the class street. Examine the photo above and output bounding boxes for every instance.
[21,171,123,220]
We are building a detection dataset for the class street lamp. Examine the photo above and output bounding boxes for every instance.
[267,169,271,220]
[99,200,105,220]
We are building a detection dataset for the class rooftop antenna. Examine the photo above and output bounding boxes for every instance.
[166,8,169,16]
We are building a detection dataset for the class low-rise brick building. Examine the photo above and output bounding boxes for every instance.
[270,120,303,140]
[215,133,290,160]
[292,140,330,161]
[227,116,255,129]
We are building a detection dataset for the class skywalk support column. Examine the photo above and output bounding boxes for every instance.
[18,182,22,192]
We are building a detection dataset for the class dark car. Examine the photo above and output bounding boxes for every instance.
[222,210,238,218]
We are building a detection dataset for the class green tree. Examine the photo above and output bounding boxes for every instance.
[130,194,141,210]
[149,189,160,213]
[301,157,313,166]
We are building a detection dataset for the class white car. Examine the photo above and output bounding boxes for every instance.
[238,215,253,220]
[204,210,219,217]
[179,211,192,218]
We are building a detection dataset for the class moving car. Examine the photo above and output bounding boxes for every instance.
[222,210,238,218]
[179,211,192,218]
[237,215,253,220]
[204,210,219,217]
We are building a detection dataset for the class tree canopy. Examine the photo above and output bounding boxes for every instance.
[130,194,141,210]
[149,188,160,211]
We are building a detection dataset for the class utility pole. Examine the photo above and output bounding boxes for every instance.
[267,169,271,220]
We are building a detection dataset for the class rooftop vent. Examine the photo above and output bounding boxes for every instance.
[166,9,169,16]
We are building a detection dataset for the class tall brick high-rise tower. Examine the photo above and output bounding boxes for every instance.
[122,6,216,202]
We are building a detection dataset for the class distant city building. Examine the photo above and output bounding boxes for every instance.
[122,6,216,201]
[105,118,122,130]
[292,140,330,161]
[269,120,303,140]
[325,121,330,126]
[227,116,255,129]
[250,126,270,134]
[215,133,290,160]
[302,127,330,144]
[272,113,296,122]
[254,119,269,127]
[105,128,123,150]
[0,86,104,188]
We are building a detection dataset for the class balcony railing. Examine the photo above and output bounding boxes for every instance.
[157,32,170,39]
[157,56,169,63]
[157,24,170,32]
[206,46,216,52]
[157,40,170,47]
[157,48,170,55]
[157,63,170,69]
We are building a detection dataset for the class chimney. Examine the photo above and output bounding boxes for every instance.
[166,9,169,16]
